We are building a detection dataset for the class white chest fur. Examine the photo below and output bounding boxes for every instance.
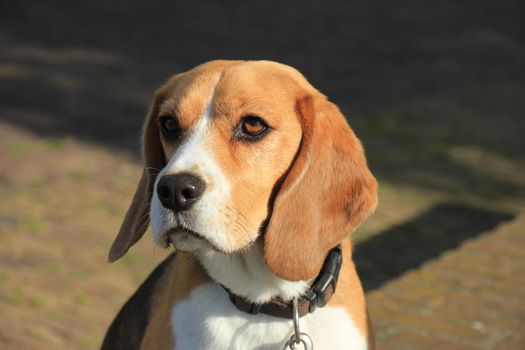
[170,282,367,350]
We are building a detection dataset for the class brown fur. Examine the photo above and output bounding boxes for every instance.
[330,238,376,349]
[140,253,209,349]
[264,93,378,281]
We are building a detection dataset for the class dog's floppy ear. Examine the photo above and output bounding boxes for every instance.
[108,87,167,262]
[264,94,378,281]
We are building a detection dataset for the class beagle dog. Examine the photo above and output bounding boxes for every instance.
[102,60,378,350]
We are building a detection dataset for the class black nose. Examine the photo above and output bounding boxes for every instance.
[156,173,205,211]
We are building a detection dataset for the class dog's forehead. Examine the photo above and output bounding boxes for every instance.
[159,68,221,122]
[160,61,313,121]
[214,65,301,109]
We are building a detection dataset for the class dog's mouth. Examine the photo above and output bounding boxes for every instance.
[164,226,216,251]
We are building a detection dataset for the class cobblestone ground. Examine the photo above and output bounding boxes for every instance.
[365,214,525,350]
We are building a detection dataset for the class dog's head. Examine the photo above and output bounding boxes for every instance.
[109,60,377,281]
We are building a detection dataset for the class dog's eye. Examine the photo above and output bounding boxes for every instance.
[238,116,269,140]
[159,116,181,137]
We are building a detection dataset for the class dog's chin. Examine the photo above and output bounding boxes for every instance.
[168,233,202,252]
[163,227,220,253]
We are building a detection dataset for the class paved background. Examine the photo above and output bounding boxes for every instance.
[362,211,524,349]
[1,1,524,349]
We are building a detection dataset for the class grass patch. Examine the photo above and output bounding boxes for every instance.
[28,295,49,310]
[79,336,96,349]
[8,141,29,154]
[18,219,48,235]
[72,269,88,280]
[403,189,428,204]
[75,293,90,306]
[70,170,88,182]
[44,138,66,150]
[122,252,139,266]
[0,268,10,284]
[30,177,46,189]
[5,285,24,306]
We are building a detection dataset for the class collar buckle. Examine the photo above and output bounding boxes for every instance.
[310,244,342,308]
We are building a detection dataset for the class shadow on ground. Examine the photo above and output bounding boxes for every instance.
[355,202,514,291]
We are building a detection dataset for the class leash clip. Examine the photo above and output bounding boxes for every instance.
[283,297,314,350]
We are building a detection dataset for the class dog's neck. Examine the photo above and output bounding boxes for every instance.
[196,241,310,304]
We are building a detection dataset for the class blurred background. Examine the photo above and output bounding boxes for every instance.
[0,1,524,349]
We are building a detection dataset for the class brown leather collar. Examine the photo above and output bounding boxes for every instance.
[224,245,342,319]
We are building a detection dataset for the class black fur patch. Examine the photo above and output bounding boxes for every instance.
[100,253,177,350]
